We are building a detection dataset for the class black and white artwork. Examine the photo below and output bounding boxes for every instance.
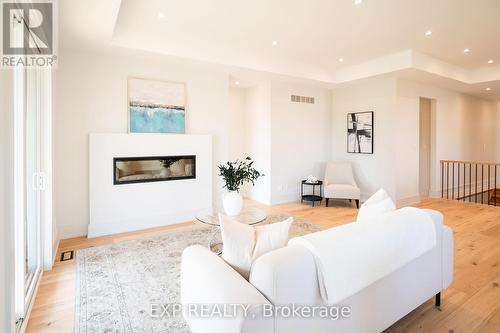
[347,111,373,154]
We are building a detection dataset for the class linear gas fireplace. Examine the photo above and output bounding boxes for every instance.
[113,155,196,185]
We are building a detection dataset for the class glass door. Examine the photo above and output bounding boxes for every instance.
[12,10,49,328]
[14,66,44,327]
[24,67,42,300]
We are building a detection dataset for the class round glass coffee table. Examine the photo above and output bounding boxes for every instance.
[195,208,267,255]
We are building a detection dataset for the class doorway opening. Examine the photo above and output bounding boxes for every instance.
[419,97,435,198]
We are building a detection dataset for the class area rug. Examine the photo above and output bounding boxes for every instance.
[75,214,324,333]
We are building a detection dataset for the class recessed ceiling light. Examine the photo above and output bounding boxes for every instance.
[355,0,364,4]
[157,11,165,19]
[235,81,240,85]
[272,41,278,46]
[425,30,432,36]
[463,48,470,53]
[488,59,494,64]
[338,58,344,62]
[486,87,491,91]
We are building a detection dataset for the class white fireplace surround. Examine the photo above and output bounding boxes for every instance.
[88,133,212,237]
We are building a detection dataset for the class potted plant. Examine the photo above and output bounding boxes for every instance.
[218,157,263,216]
[159,157,180,177]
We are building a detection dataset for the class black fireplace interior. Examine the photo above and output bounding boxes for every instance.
[113,155,196,185]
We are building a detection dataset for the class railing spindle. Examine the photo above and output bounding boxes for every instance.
[481,164,484,204]
[488,165,491,206]
[446,162,450,199]
[441,162,444,198]
[475,163,478,203]
[463,163,466,202]
[495,165,497,206]
[469,163,471,203]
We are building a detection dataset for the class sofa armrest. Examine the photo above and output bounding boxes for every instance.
[442,225,454,289]
[250,245,322,305]
[422,209,454,290]
[181,245,272,333]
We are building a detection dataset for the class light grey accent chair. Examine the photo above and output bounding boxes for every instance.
[324,161,361,208]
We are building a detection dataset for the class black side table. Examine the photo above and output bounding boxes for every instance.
[301,180,323,207]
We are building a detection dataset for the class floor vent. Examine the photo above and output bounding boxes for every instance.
[60,250,74,262]
[291,95,315,104]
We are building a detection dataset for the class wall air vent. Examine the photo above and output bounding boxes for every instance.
[291,95,315,104]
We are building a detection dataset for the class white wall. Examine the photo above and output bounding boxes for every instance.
[270,80,332,204]
[232,80,332,205]
[243,83,272,204]
[331,77,398,201]
[54,45,230,238]
[228,88,247,161]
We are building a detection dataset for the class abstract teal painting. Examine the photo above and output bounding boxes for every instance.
[128,78,185,133]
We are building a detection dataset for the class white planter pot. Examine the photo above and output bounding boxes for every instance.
[223,191,243,216]
[159,167,170,177]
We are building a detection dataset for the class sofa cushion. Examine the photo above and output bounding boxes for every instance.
[220,216,293,279]
[357,188,395,222]
[253,218,293,260]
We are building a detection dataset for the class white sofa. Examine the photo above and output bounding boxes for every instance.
[181,209,453,333]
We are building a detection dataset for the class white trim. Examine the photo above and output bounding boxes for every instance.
[396,196,422,207]
[41,69,54,270]
[13,66,26,320]
[57,224,88,240]
[52,238,60,266]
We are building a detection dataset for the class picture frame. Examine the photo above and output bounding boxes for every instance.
[347,111,374,154]
[127,77,186,134]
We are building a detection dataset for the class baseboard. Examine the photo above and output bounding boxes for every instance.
[57,223,89,239]
[396,196,422,207]
[87,208,207,238]
[429,189,442,198]
[270,194,300,205]
[52,238,60,267]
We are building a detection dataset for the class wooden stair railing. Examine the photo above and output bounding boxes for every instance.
[440,160,499,206]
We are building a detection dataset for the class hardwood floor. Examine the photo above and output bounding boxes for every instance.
[26,198,500,333]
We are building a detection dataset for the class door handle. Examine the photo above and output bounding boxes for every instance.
[31,172,47,191]
[39,172,46,191]
[31,172,39,191]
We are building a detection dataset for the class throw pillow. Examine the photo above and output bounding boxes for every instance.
[357,189,396,222]
[219,215,256,278]
[219,215,293,279]
[253,217,293,260]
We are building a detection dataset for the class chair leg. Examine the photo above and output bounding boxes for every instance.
[355,199,360,209]
[435,292,441,307]
[325,198,329,207]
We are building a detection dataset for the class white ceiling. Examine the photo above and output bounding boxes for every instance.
[60,0,500,101]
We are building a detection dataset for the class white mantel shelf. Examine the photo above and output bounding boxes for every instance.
[88,133,212,237]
